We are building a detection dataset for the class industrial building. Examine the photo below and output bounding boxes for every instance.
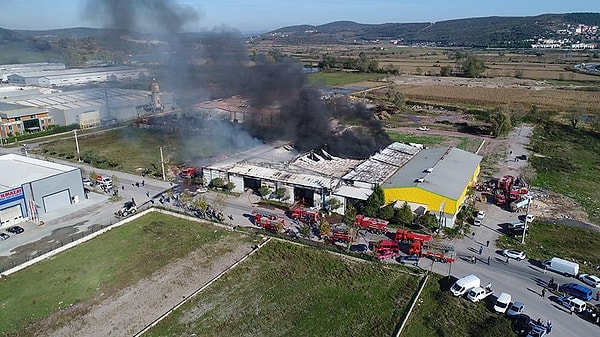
[0,103,53,139]
[0,62,66,82]
[382,147,482,227]
[8,87,173,127]
[0,154,85,228]
[204,142,481,227]
[7,66,147,87]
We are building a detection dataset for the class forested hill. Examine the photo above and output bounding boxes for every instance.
[252,13,600,47]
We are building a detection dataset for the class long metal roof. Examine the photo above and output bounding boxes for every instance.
[7,66,138,79]
[0,154,78,190]
[11,88,150,110]
[0,102,48,118]
[385,147,482,200]
[221,162,338,190]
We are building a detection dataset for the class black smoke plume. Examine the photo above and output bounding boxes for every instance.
[85,0,390,159]
[84,0,199,34]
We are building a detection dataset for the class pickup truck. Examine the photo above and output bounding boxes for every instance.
[466,286,494,302]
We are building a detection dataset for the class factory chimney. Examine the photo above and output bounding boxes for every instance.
[150,79,163,112]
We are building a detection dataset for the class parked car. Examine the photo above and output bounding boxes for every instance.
[350,244,368,253]
[417,126,429,131]
[558,282,593,301]
[502,249,526,260]
[474,217,483,226]
[512,314,531,335]
[0,233,10,240]
[525,214,535,222]
[578,273,600,288]
[476,210,486,219]
[506,301,525,317]
[493,292,512,314]
[6,226,24,234]
[526,324,546,337]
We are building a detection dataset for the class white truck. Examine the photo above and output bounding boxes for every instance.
[542,257,579,277]
[451,275,480,296]
[466,286,494,302]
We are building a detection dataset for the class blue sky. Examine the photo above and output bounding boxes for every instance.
[1,0,597,32]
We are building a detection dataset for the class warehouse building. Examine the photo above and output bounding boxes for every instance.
[202,142,481,226]
[8,88,173,127]
[382,147,482,227]
[0,62,66,82]
[0,154,85,228]
[7,66,147,87]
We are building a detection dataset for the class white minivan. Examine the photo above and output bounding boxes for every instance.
[451,275,480,296]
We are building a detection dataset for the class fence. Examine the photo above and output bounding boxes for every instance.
[0,202,154,274]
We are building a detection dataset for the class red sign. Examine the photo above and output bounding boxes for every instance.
[0,187,24,202]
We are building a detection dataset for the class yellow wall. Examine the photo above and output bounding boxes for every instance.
[384,164,481,215]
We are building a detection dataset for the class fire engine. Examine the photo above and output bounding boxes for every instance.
[373,239,400,260]
[323,223,354,243]
[291,207,321,224]
[253,213,285,232]
[354,215,389,234]
[395,228,433,255]
[180,167,198,179]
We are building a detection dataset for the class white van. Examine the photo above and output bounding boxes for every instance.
[494,292,511,313]
[542,257,579,277]
[451,275,480,296]
[559,296,586,313]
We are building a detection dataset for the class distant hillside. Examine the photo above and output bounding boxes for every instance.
[252,13,600,47]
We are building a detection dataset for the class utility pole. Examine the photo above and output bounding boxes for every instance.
[74,129,81,162]
[160,146,166,181]
[521,198,532,245]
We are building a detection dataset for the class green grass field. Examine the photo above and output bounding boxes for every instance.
[0,213,251,336]
[529,123,600,223]
[496,221,600,274]
[402,274,513,337]
[33,126,256,177]
[144,240,420,337]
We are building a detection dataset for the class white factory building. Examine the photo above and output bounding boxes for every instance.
[6,87,174,128]
[0,154,85,228]
[0,62,66,82]
[7,66,147,87]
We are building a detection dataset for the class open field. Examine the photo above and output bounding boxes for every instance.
[144,240,419,337]
[529,123,600,224]
[308,71,386,87]
[496,221,600,274]
[31,125,258,177]
[394,83,600,111]
[0,212,253,336]
[402,274,513,337]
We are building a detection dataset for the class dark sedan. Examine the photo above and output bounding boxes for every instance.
[6,226,24,234]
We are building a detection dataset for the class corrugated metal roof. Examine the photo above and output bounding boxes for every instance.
[8,66,137,79]
[11,88,149,109]
[334,185,373,200]
[342,142,422,184]
[0,154,77,190]
[225,163,338,189]
[385,147,482,200]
